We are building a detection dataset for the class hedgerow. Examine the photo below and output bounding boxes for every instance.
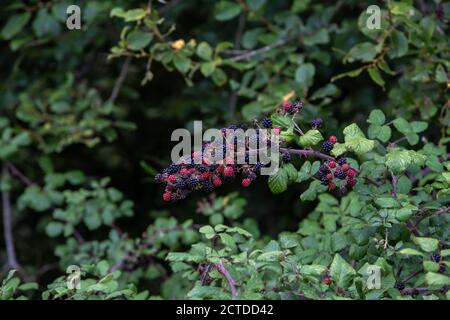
[0,0,449,300]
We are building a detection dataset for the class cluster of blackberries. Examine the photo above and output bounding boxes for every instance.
[316,157,357,194]
[322,135,337,154]
[155,123,277,202]
[281,100,302,115]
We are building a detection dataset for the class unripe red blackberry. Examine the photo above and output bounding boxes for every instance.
[163,192,172,202]
[213,178,222,187]
[347,169,356,178]
[322,275,332,285]
[282,101,290,110]
[329,135,337,144]
[341,163,349,171]
[328,181,336,190]
[328,161,336,168]
[224,166,234,177]
[347,177,356,188]
[168,175,177,183]
[242,178,251,187]
[273,127,281,135]
[326,173,333,180]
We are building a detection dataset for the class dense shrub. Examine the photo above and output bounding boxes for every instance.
[0,0,449,300]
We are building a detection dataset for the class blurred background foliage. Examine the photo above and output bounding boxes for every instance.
[0,0,449,299]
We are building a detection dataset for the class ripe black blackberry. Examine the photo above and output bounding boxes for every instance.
[311,118,323,128]
[337,157,347,165]
[174,180,187,190]
[201,181,214,193]
[186,178,199,189]
[154,174,163,183]
[261,118,272,128]
[321,176,329,185]
[394,282,405,291]
[282,152,291,163]
[431,253,441,262]
[334,169,346,180]
[167,163,181,174]
[322,141,333,153]
[196,164,208,173]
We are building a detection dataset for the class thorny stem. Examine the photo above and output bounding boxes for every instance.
[227,38,288,62]
[279,147,334,161]
[402,269,423,284]
[5,162,33,187]
[215,259,238,300]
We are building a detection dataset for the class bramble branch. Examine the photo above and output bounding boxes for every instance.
[214,259,238,300]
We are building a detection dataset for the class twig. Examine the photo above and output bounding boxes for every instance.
[390,170,398,199]
[1,166,30,280]
[214,259,237,300]
[227,38,288,62]
[107,56,132,104]
[228,12,246,115]
[280,147,335,162]
[402,269,423,284]
[5,163,33,187]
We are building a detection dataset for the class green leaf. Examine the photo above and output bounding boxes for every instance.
[295,63,315,88]
[246,0,266,11]
[368,109,386,125]
[283,163,298,182]
[342,123,375,155]
[345,42,379,63]
[367,67,385,88]
[268,168,288,194]
[398,248,423,256]
[300,180,325,201]
[214,1,242,21]
[393,118,411,134]
[200,62,216,77]
[173,54,191,73]
[126,31,153,50]
[410,121,428,133]
[196,42,213,60]
[211,68,228,86]
[45,221,64,237]
[298,129,323,147]
[271,114,292,130]
[390,30,408,58]
[1,12,31,40]
[329,254,356,288]
[331,68,364,82]
[330,143,346,157]
[124,9,147,22]
[199,225,215,239]
[425,272,450,288]
[32,9,60,38]
[413,237,439,253]
[375,197,400,208]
